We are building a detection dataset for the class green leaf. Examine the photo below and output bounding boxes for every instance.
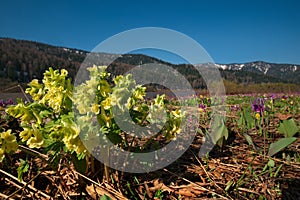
[268,137,297,157]
[274,164,283,177]
[107,132,122,144]
[100,194,112,200]
[17,159,29,181]
[237,115,244,127]
[244,109,255,129]
[71,153,87,174]
[210,118,228,146]
[238,108,255,129]
[39,109,52,117]
[225,180,234,192]
[267,159,275,168]
[223,125,229,140]
[278,118,299,137]
[243,132,260,151]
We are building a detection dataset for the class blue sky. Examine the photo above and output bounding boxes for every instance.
[1,0,300,64]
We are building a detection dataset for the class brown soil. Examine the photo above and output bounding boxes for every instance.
[0,111,299,199]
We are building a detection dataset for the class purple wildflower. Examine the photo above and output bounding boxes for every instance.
[251,98,265,113]
[269,94,276,99]
[199,103,206,109]
[0,99,14,107]
[199,103,206,112]
[5,99,14,106]
[231,105,239,111]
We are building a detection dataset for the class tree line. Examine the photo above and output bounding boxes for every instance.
[0,38,299,94]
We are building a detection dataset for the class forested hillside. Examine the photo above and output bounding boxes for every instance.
[0,38,299,94]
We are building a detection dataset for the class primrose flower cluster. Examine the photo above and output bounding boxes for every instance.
[73,65,184,147]
[72,66,149,129]
[26,68,73,113]
[6,67,85,157]
[3,66,184,161]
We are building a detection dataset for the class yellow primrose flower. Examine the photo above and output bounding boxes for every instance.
[3,139,18,153]
[21,125,45,149]
[87,65,98,73]
[26,79,44,101]
[60,69,68,77]
[171,109,182,118]
[91,103,100,114]
[154,95,165,106]
[28,79,40,87]
[101,97,112,110]
[77,104,89,115]
[0,130,18,153]
[1,129,15,141]
[113,75,124,85]
[70,125,80,138]
[171,125,181,134]
[98,80,111,97]
[27,131,44,149]
[86,79,98,89]
[63,135,86,154]
[100,107,112,126]
[133,86,146,100]
[20,128,33,142]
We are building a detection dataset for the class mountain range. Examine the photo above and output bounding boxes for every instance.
[215,61,299,84]
[0,38,299,93]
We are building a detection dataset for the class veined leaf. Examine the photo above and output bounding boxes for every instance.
[278,118,299,138]
[244,108,255,129]
[210,118,228,146]
[268,137,297,157]
[238,108,255,129]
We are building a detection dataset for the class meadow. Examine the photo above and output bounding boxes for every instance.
[0,67,299,199]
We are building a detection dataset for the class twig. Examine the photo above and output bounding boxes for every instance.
[18,145,48,161]
[272,157,300,169]
[74,170,127,200]
[237,187,260,196]
[5,171,45,199]
[0,169,51,199]
[0,192,12,200]
[41,172,69,200]
[17,84,30,102]
[5,178,23,189]
[74,170,104,188]
[0,84,30,102]
[189,150,226,193]
[4,177,35,199]
[233,147,300,169]
[190,150,210,178]
[163,168,230,199]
